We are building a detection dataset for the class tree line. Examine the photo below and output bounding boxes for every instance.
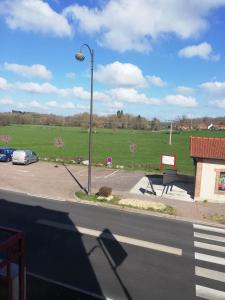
[0,111,224,130]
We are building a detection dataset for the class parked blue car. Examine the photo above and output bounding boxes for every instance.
[0,148,16,162]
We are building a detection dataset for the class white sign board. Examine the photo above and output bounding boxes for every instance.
[162,155,175,166]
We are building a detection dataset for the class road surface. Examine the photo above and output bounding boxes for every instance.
[0,189,224,300]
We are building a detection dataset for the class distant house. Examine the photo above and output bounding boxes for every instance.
[190,136,225,202]
[210,124,225,130]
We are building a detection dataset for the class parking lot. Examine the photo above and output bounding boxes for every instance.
[0,161,144,200]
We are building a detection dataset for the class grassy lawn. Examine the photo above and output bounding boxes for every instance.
[1,124,225,175]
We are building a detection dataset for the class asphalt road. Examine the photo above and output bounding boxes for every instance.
[0,190,225,300]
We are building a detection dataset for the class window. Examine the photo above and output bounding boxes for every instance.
[218,172,225,191]
[215,169,225,194]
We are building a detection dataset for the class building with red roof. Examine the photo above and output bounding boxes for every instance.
[190,136,225,202]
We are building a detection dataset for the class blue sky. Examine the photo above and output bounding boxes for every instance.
[0,0,225,120]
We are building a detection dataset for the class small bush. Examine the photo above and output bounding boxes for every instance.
[97,186,112,197]
[74,157,83,164]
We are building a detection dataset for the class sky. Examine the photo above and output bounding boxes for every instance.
[0,0,225,120]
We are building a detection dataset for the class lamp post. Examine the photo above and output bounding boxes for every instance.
[169,120,172,145]
[75,44,94,195]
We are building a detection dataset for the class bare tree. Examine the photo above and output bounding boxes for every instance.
[0,135,12,145]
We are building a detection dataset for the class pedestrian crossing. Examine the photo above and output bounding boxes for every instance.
[193,223,225,300]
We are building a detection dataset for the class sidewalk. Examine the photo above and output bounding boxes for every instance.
[0,161,225,226]
[112,189,225,225]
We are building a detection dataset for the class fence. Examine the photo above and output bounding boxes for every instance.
[0,226,25,300]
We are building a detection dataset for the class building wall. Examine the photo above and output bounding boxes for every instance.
[195,158,225,202]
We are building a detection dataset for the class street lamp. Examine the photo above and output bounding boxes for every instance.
[75,44,94,195]
[169,120,172,145]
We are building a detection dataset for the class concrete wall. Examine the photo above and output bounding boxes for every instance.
[195,158,225,202]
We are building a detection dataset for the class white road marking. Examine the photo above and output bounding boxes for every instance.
[195,252,225,265]
[195,266,225,283]
[16,169,30,173]
[194,224,225,235]
[194,241,225,253]
[194,232,225,243]
[37,219,182,256]
[27,272,113,300]
[74,169,87,175]
[104,170,120,178]
[196,285,225,300]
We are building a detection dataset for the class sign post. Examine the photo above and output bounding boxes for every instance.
[160,154,176,171]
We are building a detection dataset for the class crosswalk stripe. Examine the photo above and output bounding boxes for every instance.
[195,266,225,283]
[195,252,225,265]
[194,241,225,253]
[194,224,225,235]
[196,285,225,300]
[194,232,225,243]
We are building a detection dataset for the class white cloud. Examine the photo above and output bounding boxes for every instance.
[61,101,76,109]
[45,100,81,110]
[63,0,225,52]
[210,98,225,109]
[164,94,197,107]
[0,0,71,37]
[178,42,220,61]
[106,101,124,110]
[16,102,26,109]
[0,97,14,105]
[93,91,111,102]
[0,77,10,89]
[4,63,52,80]
[146,75,167,87]
[65,72,76,79]
[176,86,195,95]
[94,61,147,87]
[29,100,41,108]
[45,101,58,108]
[94,61,166,88]
[70,86,90,100]
[16,82,61,94]
[200,81,225,95]
[108,88,160,105]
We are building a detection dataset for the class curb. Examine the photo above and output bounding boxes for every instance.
[1,187,225,229]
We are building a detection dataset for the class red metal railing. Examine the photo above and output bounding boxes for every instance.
[0,226,25,300]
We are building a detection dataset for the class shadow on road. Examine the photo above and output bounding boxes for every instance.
[98,229,132,300]
[0,198,131,300]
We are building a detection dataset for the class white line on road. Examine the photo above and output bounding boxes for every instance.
[195,266,225,283]
[37,219,182,256]
[194,232,225,243]
[194,224,225,235]
[196,285,225,300]
[74,169,87,175]
[195,252,225,266]
[194,241,225,253]
[104,170,120,178]
[27,272,113,300]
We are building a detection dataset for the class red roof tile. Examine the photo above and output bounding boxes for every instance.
[190,137,225,159]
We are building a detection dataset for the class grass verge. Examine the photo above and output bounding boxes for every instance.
[75,191,176,215]
[207,213,225,225]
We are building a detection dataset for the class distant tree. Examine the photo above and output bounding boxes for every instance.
[150,118,161,131]
[117,110,124,118]
[0,134,12,145]
[54,136,64,165]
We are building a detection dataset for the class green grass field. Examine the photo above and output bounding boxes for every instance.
[1,124,225,175]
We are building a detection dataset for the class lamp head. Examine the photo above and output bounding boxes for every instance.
[75,51,85,61]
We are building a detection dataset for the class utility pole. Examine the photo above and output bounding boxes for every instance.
[169,121,172,145]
